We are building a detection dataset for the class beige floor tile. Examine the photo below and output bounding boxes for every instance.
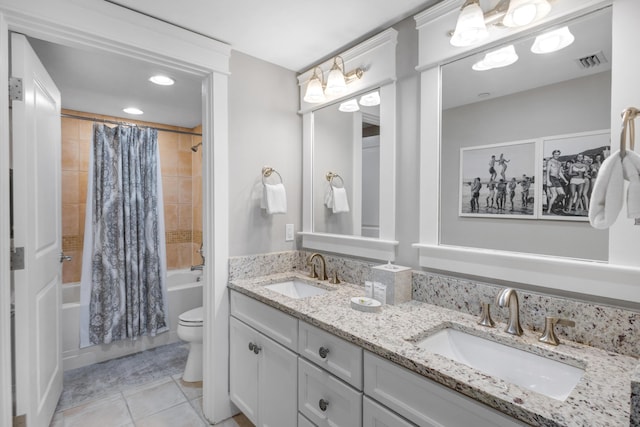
[62,393,132,427]
[123,377,186,420]
[173,374,203,400]
[135,401,205,427]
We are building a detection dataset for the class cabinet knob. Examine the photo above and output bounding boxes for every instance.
[248,342,254,352]
[253,344,262,354]
[318,398,329,412]
[318,346,330,359]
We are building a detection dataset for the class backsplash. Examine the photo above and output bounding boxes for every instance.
[228,250,639,358]
[413,271,639,358]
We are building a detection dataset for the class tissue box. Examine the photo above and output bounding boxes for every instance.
[371,263,412,305]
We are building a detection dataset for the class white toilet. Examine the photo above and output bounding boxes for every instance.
[177,306,204,382]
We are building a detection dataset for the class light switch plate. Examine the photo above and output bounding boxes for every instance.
[285,224,294,241]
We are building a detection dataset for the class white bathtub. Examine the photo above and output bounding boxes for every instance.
[61,269,203,371]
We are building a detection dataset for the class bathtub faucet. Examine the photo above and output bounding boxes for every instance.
[190,243,205,271]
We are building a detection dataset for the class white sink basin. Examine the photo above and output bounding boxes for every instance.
[264,280,328,299]
[415,328,584,401]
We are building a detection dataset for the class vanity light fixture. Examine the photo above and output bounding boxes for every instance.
[472,44,519,71]
[531,26,575,54]
[450,0,552,47]
[359,91,381,107]
[149,75,175,86]
[338,99,360,112]
[123,107,144,115]
[303,56,364,103]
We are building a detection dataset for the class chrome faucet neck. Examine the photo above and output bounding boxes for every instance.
[496,288,523,336]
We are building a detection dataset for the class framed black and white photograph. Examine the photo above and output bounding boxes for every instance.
[539,129,610,221]
[459,140,536,218]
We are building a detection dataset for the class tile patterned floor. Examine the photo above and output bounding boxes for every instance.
[50,342,253,426]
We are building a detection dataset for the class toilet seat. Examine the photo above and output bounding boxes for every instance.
[178,306,203,326]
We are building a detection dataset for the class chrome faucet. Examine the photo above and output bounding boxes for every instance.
[496,288,523,336]
[190,243,205,271]
[306,253,328,281]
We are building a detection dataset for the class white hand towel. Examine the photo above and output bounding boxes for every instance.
[262,183,287,214]
[588,151,624,229]
[324,185,334,209]
[622,150,640,218]
[331,186,350,213]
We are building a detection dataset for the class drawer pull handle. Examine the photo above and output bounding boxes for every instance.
[318,398,329,412]
[318,346,330,359]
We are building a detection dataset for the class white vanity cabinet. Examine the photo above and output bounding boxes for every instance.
[229,292,298,427]
[363,351,524,427]
[363,396,416,427]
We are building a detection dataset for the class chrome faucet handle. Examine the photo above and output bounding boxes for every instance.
[538,317,575,346]
[329,270,341,284]
[478,302,495,327]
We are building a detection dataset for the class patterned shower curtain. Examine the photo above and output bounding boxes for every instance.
[80,124,168,347]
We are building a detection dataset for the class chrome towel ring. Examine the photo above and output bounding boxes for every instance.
[261,166,283,185]
[325,171,344,187]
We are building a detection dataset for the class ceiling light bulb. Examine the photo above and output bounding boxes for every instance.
[359,91,380,106]
[450,0,489,47]
[472,45,519,70]
[149,75,175,86]
[325,59,347,96]
[303,72,326,103]
[123,107,143,115]
[338,99,359,112]
[531,26,575,54]
[503,0,551,28]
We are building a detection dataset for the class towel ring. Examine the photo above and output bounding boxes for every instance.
[262,166,283,185]
[620,107,639,158]
[325,171,344,187]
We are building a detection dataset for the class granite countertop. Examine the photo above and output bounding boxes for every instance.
[228,272,639,427]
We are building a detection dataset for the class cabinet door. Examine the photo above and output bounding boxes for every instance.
[298,358,362,427]
[363,396,416,427]
[230,317,259,425]
[258,333,298,427]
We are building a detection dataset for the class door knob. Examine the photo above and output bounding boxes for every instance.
[59,252,72,263]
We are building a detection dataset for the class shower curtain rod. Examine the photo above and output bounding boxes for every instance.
[60,113,203,137]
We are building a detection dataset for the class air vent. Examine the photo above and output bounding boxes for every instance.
[575,51,608,69]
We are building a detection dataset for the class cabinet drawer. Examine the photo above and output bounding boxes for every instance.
[298,358,362,427]
[364,351,524,427]
[363,396,416,427]
[298,321,363,389]
[230,290,298,351]
[298,412,316,427]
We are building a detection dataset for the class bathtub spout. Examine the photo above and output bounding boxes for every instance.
[190,264,204,271]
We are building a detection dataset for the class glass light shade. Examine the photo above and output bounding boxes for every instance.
[503,0,551,28]
[338,99,360,112]
[123,107,143,115]
[472,45,519,71]
[531,27,575,54]
[303,75,326,103]
[359,91,380,106]
[325,66,347,96]
[450,1,489,47]
[149,75,175,86]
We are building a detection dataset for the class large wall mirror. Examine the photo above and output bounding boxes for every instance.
[414,0,640,303]
[440,8,611,261]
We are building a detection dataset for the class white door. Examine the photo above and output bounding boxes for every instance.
[11,32,62,427]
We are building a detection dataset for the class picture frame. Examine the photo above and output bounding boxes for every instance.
[459,140,537,218]
[539,129,610,221]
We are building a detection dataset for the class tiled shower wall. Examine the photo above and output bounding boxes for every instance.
[61,109,203,283]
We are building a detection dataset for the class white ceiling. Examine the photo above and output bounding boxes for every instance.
[29,0,439,128]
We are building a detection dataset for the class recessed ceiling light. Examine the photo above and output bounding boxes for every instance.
[123,107,143,115]
[149,75,175,86]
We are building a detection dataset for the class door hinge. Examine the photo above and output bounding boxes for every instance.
[9,76,23,102]
[10,247,24,271]
[12,414,26,427]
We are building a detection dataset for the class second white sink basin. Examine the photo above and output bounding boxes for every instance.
[264,280,328,299]
[415,328,584,401]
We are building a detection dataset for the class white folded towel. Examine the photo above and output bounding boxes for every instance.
[331,186,350,213]
[324,184,334,209]
[622,150,640,218]
[261,183,287,214]
[589,151,624,229]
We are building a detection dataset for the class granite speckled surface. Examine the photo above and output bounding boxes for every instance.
[413,271,640,358]
[632,366,640,426]
[229,272,638,427]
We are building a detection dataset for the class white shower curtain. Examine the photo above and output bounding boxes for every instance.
[80,124,168,347]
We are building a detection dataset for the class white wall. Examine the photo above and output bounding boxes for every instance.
[441,72,610,260]
[228,51,302,256]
